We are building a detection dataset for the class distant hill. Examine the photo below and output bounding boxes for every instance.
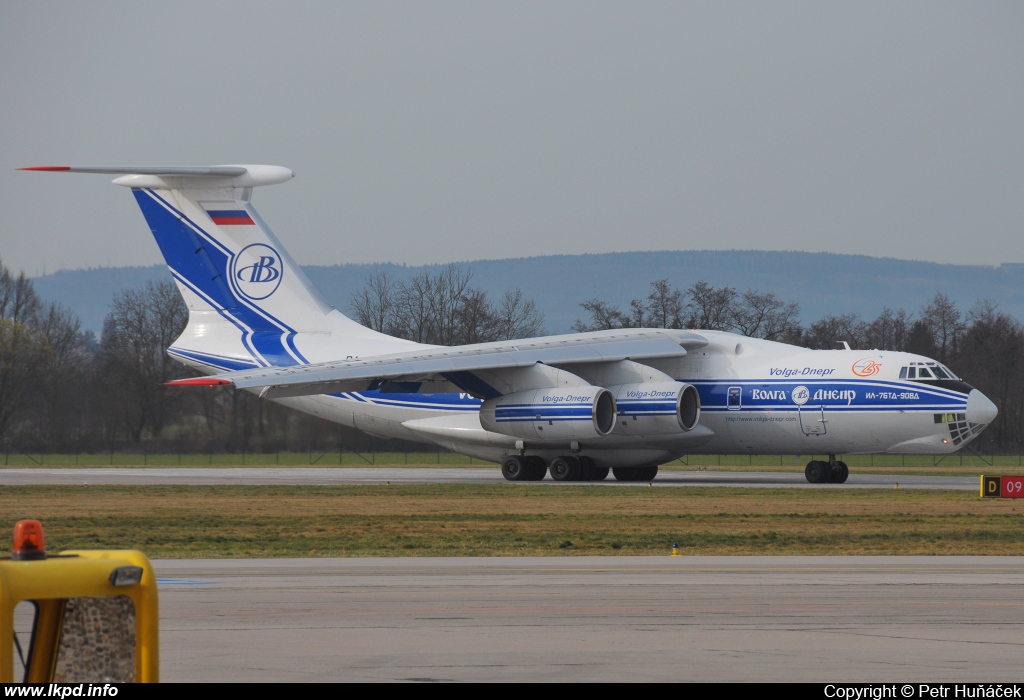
[32,251,1024,336]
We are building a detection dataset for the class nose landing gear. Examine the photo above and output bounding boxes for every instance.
[804,455,849,484]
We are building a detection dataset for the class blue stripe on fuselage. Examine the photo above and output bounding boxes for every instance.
[690,379,968,412]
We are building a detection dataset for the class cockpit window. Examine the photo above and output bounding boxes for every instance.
[900,362,960,381]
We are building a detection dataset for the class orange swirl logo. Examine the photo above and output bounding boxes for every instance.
[852,359,882,377]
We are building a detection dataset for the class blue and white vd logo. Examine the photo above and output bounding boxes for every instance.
[232,244,284,301]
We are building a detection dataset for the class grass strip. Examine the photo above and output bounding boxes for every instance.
[1,484,1021,558]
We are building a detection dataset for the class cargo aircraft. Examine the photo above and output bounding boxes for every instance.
[24,165,999,483]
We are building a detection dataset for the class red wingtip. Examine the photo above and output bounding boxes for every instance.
[19,166,71,171]
[164,377,232,387]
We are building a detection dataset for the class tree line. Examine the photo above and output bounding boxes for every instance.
[1,259,1020,453]
[350,264,545,344]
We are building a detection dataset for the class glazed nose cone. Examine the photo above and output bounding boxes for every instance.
[967,389,998,426]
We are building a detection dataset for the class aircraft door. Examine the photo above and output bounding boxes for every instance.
[798,405,827,435]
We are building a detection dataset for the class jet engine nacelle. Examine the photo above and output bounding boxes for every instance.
[610,382,701,435]
[479,386,617,441]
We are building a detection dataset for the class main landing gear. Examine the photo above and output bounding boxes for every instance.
[501,455,660,482]
[612,465,659,482]
[549,456,609,482]
[501,455,547,481]
[804,455,849,484]
[501,455,611,482]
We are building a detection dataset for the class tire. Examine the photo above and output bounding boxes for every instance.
[591,466,610,481]
[550,456,580,481]
[612,467,637,481]
[837,461,849,484]
[578,456,596,481]
[612,466,656,482]
[501,455,528,481]
[805,461,826,484]
[525,456,548,481]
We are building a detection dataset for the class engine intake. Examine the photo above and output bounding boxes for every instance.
[480,386,616,440]
[610,382,701,435]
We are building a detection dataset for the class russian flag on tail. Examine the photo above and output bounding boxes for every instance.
[206,208,255,226]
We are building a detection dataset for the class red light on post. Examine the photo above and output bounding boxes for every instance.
[12,520,46,560]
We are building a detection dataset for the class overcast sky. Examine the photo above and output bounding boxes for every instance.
[1,1,1021,276]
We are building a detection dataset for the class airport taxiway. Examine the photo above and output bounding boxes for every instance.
[0,467,980,489]
[156,556,1024,682]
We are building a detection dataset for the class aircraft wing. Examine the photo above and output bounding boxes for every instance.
[168,328,708,399]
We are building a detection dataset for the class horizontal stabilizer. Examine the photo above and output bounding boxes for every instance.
[20,164,294,189]
[20,165,247,176]
[165,377,233,387]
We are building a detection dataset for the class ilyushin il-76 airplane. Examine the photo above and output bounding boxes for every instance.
[25,164,999,484]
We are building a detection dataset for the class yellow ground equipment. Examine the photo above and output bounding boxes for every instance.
[0,520,158,683]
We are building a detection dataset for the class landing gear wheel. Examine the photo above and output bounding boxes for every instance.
[578,456,596,481]
[612,465,659,482]
[591,466,610,481]
[501,455,528,481]
[805,460,827,484]
[836,461,849,484]
[550,456,581,482]
[525,456,548,481]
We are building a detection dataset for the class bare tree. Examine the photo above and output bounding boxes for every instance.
[352,264,545,344]
[685,281,737,331]
[0,260,44,443]
[572,299,629,332]
[573,279,685,332]
[956,301,1023,449]
[455,288,497,345]
[35,302,93,445]
[423,264,476,345]
[862,306,911,351]
[803,313,866,350]
[732,289,800,340]
[920,292,964,364]
[494,289,545,340]
[644,279,685,329]
[98,280,189,441]
[0,262,42,325]
[905,319,938,359]
[349,270,399,334]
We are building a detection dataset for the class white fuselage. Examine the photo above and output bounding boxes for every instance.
[252,331,989,468]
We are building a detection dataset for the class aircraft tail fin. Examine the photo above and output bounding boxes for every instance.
[25,165,412,371]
